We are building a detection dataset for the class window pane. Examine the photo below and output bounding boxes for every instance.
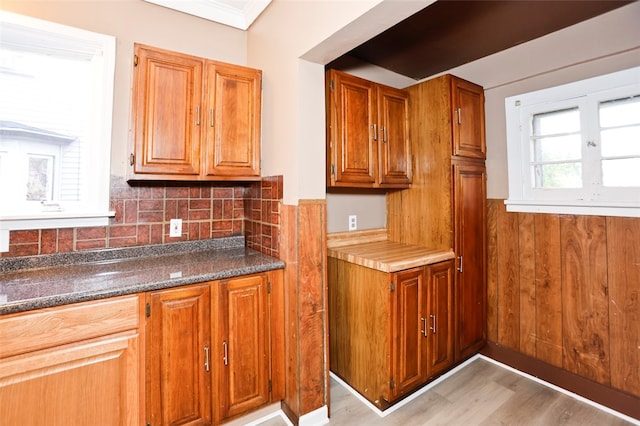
[533,108,580,136]
[26,155,54,200]
[601,126,640,157]
[600,95,640,128]
[533,134,582,162]
[602,158,640,187]
[533,162,582,188]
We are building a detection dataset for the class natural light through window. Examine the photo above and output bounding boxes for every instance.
[0,11,115,247]
[505,66,640,217]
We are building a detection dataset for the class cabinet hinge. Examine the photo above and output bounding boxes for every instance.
[145,302,151,318]
[331,164,335,176]
[268,379,272,393]
[129,153,135,166]
[267,281,271,294]
[134,54,138,67]
[390,379,395,389]
[330,80,335,90]
[390,282,395,292]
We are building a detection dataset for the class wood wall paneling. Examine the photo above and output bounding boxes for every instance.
[606,217,640,396]
[487,199,640,402]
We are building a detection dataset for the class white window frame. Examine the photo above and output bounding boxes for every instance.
[505,66,640,217]
[0,11,116,251]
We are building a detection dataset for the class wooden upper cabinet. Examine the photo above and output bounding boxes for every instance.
[204,62,262,177]
[130,44,261,181]
[451,77,486,159]
[326,69,411,189]
[132,45,203,177]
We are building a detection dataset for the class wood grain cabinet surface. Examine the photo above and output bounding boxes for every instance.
[328,258,454,409]
[0,295,143,426]
[145,270,284,425]
[326,69,411,189]
[130,44,262,181]
[388,74,487,366]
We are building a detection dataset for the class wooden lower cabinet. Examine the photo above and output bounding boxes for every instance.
[329,258,454,409]
[145,270,284,425]
[0,295,143,426]
[146,284,212,426]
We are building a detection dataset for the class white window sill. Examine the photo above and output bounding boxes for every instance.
[504,200,640,218]
[0,211,115,252]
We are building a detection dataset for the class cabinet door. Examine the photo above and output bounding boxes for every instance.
[132,44,203,176]
[378,85,412,187]
[0,331,140,426]
[146,284,212,426]
[214,274,270,423]
[205,62,261,178]
[451,77,486,159]
[389,267,427,400]
[426,260,455,377]
[453,160,487,360]
[326,69,378,187]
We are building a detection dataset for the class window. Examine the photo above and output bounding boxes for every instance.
[0,11,115,249]
[505,67,640,217]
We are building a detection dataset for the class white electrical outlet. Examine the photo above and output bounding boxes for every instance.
[348,215,357,231]
[169,218,182,237]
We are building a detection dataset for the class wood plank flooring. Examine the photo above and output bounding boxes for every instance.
[258,358,637,426]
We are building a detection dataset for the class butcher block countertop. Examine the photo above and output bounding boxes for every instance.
[327,229,455,273]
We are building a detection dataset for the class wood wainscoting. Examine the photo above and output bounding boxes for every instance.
[486,199,640,419]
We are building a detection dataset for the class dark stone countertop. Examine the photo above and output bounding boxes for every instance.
[0,237,285,315]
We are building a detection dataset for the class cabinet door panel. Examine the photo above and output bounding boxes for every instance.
[133,45,202,176]
[205,63,261,177]
[453,161,487,359]
[426,260,455,377]
[146,284,211,426]
[390,267,426,399]
[215,274,269,422]
[451,77,486,159]
[327,71,378,186]
[0,331,140,426]
[378,86,411,186]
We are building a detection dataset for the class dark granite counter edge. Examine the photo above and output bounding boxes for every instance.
[0,236,245,273]
[0,260,284,315]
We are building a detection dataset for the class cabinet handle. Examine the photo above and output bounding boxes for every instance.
[456,107,462,125]
[430,314,436,334]
[222,341,228,366]
[383,125,387,142]
[209,108,214,127]
[457,255,463,273]
[372,124,377,141]
[195,106,201,125]
[204,346,210,372]
[421,317,428,337]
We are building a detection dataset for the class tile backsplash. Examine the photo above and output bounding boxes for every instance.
[2,175,282,259]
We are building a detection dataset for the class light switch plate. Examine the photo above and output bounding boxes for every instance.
[169,218,182,237]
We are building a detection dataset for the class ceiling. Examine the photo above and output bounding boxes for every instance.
[142,0,271,30]
[328,0,634,81]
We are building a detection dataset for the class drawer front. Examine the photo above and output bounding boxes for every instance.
[0,294,140,358]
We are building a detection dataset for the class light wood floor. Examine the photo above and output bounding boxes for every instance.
[259,358,637,426]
